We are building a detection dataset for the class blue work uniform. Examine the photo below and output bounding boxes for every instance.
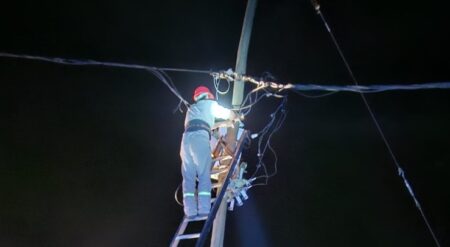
[180,99,231,216]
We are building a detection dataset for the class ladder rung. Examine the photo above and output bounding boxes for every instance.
[185,215,208,222]
[211,167,229,175]
[176,233,201,240]
[212,155,232,162]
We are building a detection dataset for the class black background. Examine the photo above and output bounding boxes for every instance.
[1,0,449,246]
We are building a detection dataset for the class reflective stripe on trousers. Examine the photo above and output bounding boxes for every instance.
[183,192,195,198]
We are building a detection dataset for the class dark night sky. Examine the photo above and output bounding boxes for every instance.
[1,0,450,246]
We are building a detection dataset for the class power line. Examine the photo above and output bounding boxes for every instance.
[2,52,449,96]
[0,52,216,107]
[0,52,213,74]
[310,1,442,246]
[215,70,450,96]
[293,82,450,93]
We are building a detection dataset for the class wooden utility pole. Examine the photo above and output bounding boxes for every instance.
[210,0,258,246]
[232,0,258,108]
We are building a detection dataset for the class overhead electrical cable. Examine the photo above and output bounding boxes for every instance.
[2,52,449,96]
[215,69,450,95]
[0,52,215,107]
[292,82,450,93]
[309,1,442,246]
[0,52,212,74]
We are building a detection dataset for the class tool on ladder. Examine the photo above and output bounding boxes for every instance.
[170,129,248,247]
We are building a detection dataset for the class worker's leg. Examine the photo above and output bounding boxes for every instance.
[191,131,212,215]
[180,133,197,217]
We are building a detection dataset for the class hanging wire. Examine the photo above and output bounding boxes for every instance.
[145,68,190,109]
[259,100,286,182]
[213,75,231,95]
[249,96,288,185]
[310,1,442,246]
[174,183,183,206]
[221,70,290,187]
[238,89,267,116]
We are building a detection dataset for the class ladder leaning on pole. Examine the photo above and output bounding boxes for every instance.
[170,129,248,247]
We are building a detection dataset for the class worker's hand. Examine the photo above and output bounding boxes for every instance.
[212,112,243,130]
[212,120,234,130]
[230,111,243,122]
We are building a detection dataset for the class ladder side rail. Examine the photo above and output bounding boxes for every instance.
[195,130,248,247]
[169,218,190,247]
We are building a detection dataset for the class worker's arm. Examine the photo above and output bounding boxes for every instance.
[211,101,240,130]
[210,101,233,120]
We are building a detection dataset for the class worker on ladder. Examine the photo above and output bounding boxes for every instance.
[180,86,235,218]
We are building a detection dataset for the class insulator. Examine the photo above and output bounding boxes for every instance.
[228,199,235,211]
[235,195,243,206]
[240,190,249,200]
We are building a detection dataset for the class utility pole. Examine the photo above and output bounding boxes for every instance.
[210,0,258,246]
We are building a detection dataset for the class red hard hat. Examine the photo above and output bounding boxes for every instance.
[193,86,215,101]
